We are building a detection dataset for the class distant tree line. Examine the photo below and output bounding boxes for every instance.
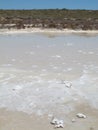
[0,9,98,30]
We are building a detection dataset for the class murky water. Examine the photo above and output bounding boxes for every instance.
[0,33,98,116]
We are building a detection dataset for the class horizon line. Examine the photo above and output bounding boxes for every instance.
[0,8,98,11]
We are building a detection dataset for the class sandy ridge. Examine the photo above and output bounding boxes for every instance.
[0,28,98,34]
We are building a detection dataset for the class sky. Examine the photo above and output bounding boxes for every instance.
[0,0,98,10]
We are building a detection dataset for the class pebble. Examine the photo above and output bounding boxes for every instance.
[61,80,72,88]
[71,118,76,122]
[50,117,64,128]
[76,113,86,119]
[65,82,72,88]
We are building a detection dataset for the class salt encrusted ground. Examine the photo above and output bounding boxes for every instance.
[0,32,98,130]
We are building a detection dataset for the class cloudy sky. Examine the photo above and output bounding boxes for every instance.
[0,0,98,10]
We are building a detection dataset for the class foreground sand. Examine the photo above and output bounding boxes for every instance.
[0,104,98,130]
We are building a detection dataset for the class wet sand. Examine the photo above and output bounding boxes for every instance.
[0,32,98,129]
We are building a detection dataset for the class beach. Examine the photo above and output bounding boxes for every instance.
[1,28,98,35]
[0,31,98,130]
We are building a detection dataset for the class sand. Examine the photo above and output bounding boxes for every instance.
[0,104,98,130]
[0,28,98,35]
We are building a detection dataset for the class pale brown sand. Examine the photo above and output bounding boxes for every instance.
[0,28,98,35]
[0,108,54,130]
[0,104,98,130]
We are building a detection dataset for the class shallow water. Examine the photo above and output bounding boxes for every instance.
[0,33,98,116]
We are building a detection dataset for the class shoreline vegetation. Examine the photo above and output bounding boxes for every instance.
[0,9,98,31]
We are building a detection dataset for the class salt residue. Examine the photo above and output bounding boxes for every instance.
[0,33,98,116]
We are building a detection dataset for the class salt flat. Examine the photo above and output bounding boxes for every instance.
[0,32,98,130]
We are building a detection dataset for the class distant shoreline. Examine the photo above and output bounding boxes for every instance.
[0,28,98,35]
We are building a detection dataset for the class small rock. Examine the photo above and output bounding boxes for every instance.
[76,113,86,119]
[71,118,76,123]
[50,118,58,125]
[55,123,64,128]
[65,82,72,88]
[61,80,72,88]
[50,117,64,128]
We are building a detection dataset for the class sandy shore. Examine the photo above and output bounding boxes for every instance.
[0,28,98,35]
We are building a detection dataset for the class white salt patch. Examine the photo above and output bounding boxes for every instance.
[2,64,13,67]
[0,74,15,82]
[36,88,40,92]
[82,52,87,54]
[29,102,36,107]
[25,51,35,56]
[92,77,98,81]
[62,63,66,65]
[42,69,47,72]
[60,97,65,101]
[63,68,72,72]
[15,85,23,91]
[25,51,29,54]
[28,75,33,78]
[88,51,94,54]
[79,74,90,85]
[67,68,73,71]
[40,73,47,76]
[57,73,61,76]
[1,81,8,85]
[66,43,73,46]
[63,69,67,72]
[83,69,88,74]
[0,65,97,115]
[51,55,61,58]
[56,55,61,58]
[30,51,35,55]
[48,44,56,47]
[53,66,58,70]
[32,65,38,68]
[33,76,40,80]
[47,80,54,83]
[37,79,44,83]
[11,59,16,62]
[78,50,83,53]
[48,114,53,119]
[83,65,89,69]
[77,62,81,65]
[0,73,5,78]
[73,60,77,63]
[36,45,40,48]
